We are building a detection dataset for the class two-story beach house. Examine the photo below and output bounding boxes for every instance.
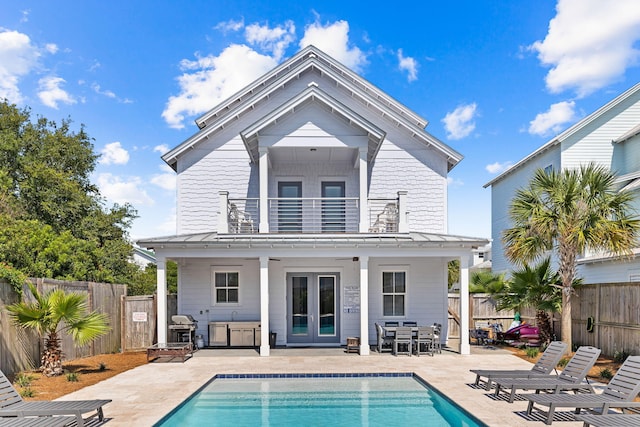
[485,82,640,283]
[137,46,488,356]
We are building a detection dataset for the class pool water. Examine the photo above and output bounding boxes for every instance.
[155,373,486,427]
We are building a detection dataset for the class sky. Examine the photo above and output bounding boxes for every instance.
[2,0,640,242]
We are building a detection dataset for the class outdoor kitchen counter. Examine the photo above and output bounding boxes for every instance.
[208,321,261,347]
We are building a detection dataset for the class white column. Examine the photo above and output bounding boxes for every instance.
[259,148,269,233]
[459,255,471,355]
[218,191,229,233]
[358,148,368,232]
[156,256,168,344]
[259,256,270,356]
[397,191,408,232]
[359,256,370,355]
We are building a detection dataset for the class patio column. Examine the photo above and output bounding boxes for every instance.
[459,254,471,355]
[358,148,368,232]
[259,256,270,356]
[359,256,370,355]
[259,147,269,233]
[156,256,168,344]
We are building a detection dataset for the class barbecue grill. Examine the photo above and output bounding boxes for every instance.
[169,315,198,349]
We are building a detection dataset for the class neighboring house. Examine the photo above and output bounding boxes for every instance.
[137,46,488,356]
[470,243,491,273]
[484,82,640,283]
[132,246,156,268]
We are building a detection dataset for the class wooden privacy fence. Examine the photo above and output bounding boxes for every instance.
[449,283,640,357]
[0,279,126,379]
[121,294,176,351]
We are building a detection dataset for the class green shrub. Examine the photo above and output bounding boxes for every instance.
[599,368,613,380]
[65,372,79,382]
[14,373,34,388]
[525,347,540,358]
[19,387,34,397]
[613,349,630,363]
[557,357,569,367]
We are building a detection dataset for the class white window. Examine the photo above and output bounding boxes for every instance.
[382,271,406,316]
[213,271,239,304]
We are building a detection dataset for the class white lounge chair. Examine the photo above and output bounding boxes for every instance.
[574,413,640,427]
[494,345,601,403]
[470,341,567,390]
[0,416,76,427]
[0,370,111,427]
[524,355,640,425]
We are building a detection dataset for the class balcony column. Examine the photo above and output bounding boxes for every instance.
[358,148,368,232]
[156,256,168,344]
[259,147,269,233]
[397,191,408,232]
[359,256,370,355]
[459,254,471,355]
[218,191,229,233]
[259,256,270,356]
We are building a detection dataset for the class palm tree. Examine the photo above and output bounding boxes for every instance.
[503,164,640,350]
[469,270,507,294]
[6,282,110,376]
[495,258,563,345]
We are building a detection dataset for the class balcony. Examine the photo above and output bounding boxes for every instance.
[218,192,407,234]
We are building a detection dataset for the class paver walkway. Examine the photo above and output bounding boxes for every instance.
[58,346,587,426]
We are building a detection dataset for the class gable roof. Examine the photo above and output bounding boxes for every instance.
[484,82,640,188]
[162,45,463,171]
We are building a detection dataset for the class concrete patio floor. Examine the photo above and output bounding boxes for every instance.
[58,346,588,427]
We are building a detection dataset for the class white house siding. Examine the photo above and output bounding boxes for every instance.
[176,258,261,341]
[490,147,561,273]
[578,258,640,284]
[366,257,447,345]
[614,136,640,175]
[370,135,448,233]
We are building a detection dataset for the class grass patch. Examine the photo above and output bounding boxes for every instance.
[14,372,34,388]
[525,347,540,358]
[557,357,570,367]
[19,387,35,397]
[599,368,613,380]
[65,372,79,382]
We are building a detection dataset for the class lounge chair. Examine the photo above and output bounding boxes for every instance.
[494,345,601,403]
[0,370,111,427]
[574,413,640,427]
[524,355,640,425]
[470,341,568,390]
[0,416,76,427]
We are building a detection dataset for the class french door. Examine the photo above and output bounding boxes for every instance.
[278,182,302,232]
[321,182,345,232]
[287,273,340,344]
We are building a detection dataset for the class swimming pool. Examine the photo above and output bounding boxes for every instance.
[155,373,486,427]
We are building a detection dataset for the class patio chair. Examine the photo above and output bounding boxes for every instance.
[374,323,393,353]
[0,416,76,427]
[413,326,435,356]
[524,355,640,425]
[432,323,442,353]
[384,321,399,340]
[470,341,567,390]
[494,345,601,403]
[574,413,640,427]
[0,370,111,427]
[393,326,413,356]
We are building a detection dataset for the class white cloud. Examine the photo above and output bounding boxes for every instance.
[91,82,116,98]
[397,49,418,82]
[0,30,41,103]
[37,76,76,109]
[442,103,478,140]
[447,176,464,188]
[96,173,154,206]
[150,171,176,191]
[162,44,277,128]
[215,18,245,34]
[245,21,296,61]
[530,0,640,97]
[154,144,170,154]
[528,100,577,136]
[100,142,130,165]
[486,161,513,174]
[44,43,58,54]
[299,20,367,72]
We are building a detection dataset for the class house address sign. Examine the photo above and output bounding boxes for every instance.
[343,285,360,313]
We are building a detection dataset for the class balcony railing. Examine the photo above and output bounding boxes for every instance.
[221,193,404,234]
